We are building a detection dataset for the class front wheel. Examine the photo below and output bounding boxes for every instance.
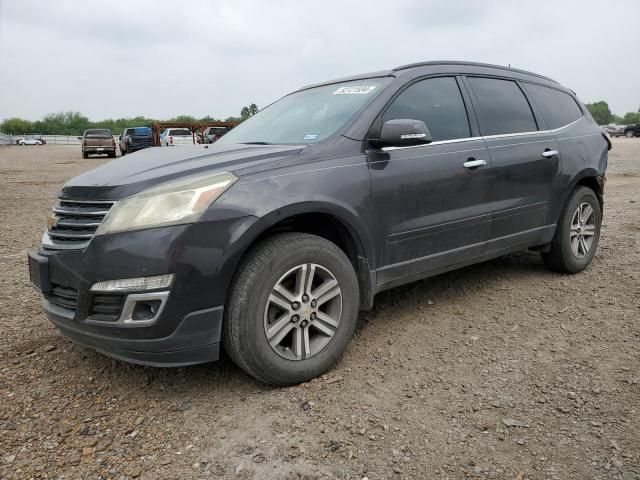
[223,233,359,386]
[626,130,635,138]
[542,186,601,273]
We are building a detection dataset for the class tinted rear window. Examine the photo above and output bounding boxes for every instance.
[132,127,152,135]
[523,83,583,130]
[85,129,112,138]
[170,129,192,136]
[207,127,228,135]
[382,77,470,142]
[467,77,537,136]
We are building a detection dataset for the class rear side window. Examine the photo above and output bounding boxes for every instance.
[467,77,537,136]
[522,83,583,130]
[382,77,470,141]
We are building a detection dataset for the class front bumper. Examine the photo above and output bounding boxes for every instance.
[45,300,222,366]
[28,217,257,366]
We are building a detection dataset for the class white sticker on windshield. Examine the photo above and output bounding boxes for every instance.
[332,85,376,95]
[303,134,319,140]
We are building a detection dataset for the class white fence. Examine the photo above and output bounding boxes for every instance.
[0,133,86,145]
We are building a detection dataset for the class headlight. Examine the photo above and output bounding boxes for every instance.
[95,171,237,235]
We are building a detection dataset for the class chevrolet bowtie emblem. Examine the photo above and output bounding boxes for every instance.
[47,213,59,230]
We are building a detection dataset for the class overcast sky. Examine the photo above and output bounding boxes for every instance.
[0,0,638,122]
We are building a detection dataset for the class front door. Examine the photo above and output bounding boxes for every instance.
[368,76,492,288]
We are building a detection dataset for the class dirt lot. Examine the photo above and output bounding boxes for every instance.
[1,140,639,480]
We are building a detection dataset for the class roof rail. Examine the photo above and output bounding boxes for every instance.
[392,61,559,84]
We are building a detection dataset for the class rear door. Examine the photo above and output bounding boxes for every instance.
[464,76,561,252]
[368,76,492,287]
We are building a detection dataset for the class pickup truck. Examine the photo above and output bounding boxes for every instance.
[203,126,231,144]
[119,127,154,155]
[80,129,116,158]
[624,124,640,138]
[159,128,197,146]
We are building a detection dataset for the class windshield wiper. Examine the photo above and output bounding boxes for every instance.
[240,141,273,145]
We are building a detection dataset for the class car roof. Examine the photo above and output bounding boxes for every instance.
[297,60,561,92]
[393,60,559,84]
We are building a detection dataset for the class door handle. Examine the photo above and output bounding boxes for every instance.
[542,150,559,158]
[463,159,487,169]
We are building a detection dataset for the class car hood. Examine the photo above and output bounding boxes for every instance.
[61,143,306,200]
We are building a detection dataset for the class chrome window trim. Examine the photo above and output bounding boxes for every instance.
[381,115,585,152]
[383,136,483,151]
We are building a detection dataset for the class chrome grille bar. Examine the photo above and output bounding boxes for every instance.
[43,198,115,250]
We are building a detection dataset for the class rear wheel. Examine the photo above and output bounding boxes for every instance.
[223,233,359,386]
[542,186,601,273]
[626,130,635,138]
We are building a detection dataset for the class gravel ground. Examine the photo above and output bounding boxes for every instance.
[0,140,639,480]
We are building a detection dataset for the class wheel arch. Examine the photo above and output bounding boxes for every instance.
[227,203,376,311]
[569,168,605,211]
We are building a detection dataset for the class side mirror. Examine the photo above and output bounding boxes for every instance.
[77,136,83,140]
[371,119,432,148]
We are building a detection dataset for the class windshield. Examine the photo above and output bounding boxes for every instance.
[217,77,392,145]
[207,127,228,135]
[131,127,151,136]
[170,129,192,136]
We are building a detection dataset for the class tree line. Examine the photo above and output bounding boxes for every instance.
[3,101,637,135]
[584,101,640,126]
[0,104,259,136]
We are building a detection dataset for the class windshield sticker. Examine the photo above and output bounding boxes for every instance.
[332,85,376,95]
[303,134,319,141]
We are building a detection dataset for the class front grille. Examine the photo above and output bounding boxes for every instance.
[44,199,114,250]
[89,293,125,322]
[45,284,78,311]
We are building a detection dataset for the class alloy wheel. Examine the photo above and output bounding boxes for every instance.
[570,202,597,258]
[263,263,342,361]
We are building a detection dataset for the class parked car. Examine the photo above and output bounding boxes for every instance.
[80,129,116,158]
[18,136,44,145]
[119,127,154,155]
[602,124,626,137]
[29,61,609,386]
[159,128,197,146]
[203,126,231,144]
[623,123,640,138]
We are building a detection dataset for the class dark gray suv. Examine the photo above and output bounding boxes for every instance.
[28,61,609,385]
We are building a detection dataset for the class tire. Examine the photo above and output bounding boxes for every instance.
[83,151,89,159]
[542,186,601,274]
[223,232,359,386]
[626,130,635,138]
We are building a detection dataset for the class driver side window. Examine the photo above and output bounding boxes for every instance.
[382,77,471,142]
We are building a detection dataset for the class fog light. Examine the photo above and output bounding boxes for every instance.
[131,300,162,321]
[90,274,174,292]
